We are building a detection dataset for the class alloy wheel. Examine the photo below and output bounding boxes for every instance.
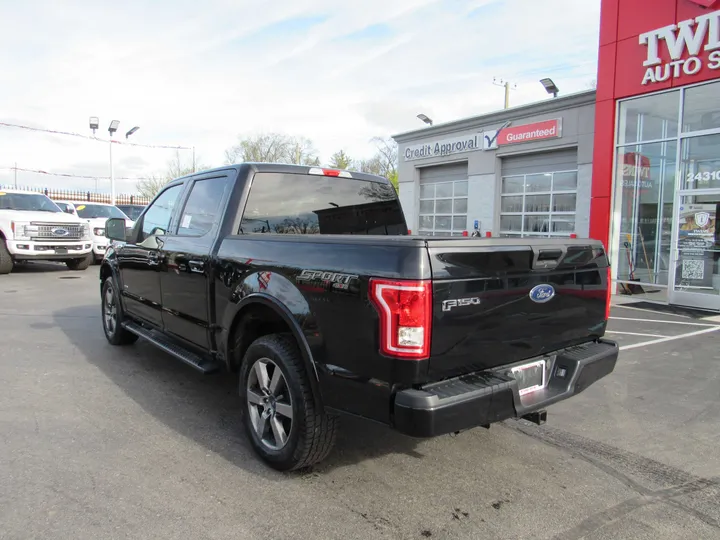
[103,284,117,336]
[246,358,293,451]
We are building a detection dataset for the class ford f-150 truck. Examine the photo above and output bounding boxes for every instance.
[0,189,93,274]
[100,163,618,471]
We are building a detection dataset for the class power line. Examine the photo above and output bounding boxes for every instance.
[0,166,149,181]
[0,121,192,150]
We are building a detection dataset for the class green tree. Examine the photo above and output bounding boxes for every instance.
[329,150,354,170]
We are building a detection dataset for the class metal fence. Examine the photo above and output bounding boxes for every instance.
[0,185,150,206]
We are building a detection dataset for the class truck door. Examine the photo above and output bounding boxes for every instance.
[159,175,232,350]
[116,183,185,328]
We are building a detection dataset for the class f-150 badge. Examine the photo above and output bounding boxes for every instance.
[442,297,481,311]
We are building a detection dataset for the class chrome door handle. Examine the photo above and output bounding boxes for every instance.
[189,260,205,274]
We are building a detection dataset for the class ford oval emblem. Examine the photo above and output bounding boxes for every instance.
[529,284,555,303]
[52,227,69,237]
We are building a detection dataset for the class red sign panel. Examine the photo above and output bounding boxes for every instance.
[612,3,720,98]
[687,0,718,7]
[497,119,562,146]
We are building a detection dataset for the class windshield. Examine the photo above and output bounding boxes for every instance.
[75,204,129,219]
[0,192,62,212]
[240,173,406,235]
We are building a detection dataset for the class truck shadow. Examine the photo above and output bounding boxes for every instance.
[12,261,73,273]
[53,304,425,477]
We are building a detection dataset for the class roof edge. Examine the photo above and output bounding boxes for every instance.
[392,90,596,142]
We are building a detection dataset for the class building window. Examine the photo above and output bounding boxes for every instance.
[499,171,577,237]
[612,79,720,290]
[418,180,468,236]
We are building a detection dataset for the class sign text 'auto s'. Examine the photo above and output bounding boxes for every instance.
[639,8,720,86]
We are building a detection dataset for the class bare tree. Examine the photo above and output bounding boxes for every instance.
[289,137,320,165]
[225,133,319,165]
[370,137,398,179]
[137,150,207,198]
[355,137,399,191]
[136,176,168,199]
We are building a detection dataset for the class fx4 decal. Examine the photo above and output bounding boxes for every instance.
[296,269,359,292]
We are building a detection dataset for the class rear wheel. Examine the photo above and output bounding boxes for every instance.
[66,253,93,271]
[240,335,337,471]
[101,277,138,346]
[0,241,13,275]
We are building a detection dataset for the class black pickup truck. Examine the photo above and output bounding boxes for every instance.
[100,163,618,471]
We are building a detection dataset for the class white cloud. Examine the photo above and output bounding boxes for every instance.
[0,0,600,193]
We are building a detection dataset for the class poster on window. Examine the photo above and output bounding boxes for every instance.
[675,204,717,289]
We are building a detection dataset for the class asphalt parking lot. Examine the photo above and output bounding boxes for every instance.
[1,264,719,540]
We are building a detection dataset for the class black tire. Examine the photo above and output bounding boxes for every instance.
[0,241,13,275]
[66,253,93,271]
[101,277,138,346]
[239,334,337,471]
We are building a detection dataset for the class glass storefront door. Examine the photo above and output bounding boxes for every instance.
[668,189,720,311]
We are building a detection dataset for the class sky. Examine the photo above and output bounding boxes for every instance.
[0,0,601,195]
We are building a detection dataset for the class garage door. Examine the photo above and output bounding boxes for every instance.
[500,149,578,237]
[418,163,468,236]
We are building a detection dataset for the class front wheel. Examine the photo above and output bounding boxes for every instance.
[66,253,93,271]
[101,277,138,346]
[0,241,13,274]
[240,335,337,471]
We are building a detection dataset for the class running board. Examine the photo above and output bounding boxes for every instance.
[122,322,221,374]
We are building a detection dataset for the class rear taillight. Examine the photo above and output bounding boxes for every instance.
[605,266,612,320]
[369,278,432,359]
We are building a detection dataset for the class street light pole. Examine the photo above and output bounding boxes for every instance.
[107,120,120,205]
[89,118,139,205]
[109,138,115,205]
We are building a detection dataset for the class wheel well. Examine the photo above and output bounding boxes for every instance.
[100,264,113,288]
[227,303,294,372]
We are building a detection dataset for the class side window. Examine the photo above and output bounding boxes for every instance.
[177,177,231,237]
[139,185,184,242]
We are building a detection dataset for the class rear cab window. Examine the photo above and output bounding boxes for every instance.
[239,172,406,235]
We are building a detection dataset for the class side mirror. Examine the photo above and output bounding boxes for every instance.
[64,208,74,214]
[106,218,128,241]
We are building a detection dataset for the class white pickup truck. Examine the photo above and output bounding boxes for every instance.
[0,189,93,274]
[68,201,134,263]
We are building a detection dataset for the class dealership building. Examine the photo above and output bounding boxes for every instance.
[393,0,720,312]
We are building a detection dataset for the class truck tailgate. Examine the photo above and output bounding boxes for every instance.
[426,238,609,378]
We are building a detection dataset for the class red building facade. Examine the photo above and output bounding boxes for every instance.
[592,0,720,310]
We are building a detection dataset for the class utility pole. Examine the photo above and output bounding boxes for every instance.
[192,147,196,172]
[492,78,518,109]
[14,162,17,187]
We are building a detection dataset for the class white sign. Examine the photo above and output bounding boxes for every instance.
[639,9,720,85]
[403,134,481,161]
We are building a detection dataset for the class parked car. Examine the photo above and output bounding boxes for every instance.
[70,201,134,263]
[0,189,93,274]
[54,201,78,216]
[100,164,617,471]
[116,204,145,221]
